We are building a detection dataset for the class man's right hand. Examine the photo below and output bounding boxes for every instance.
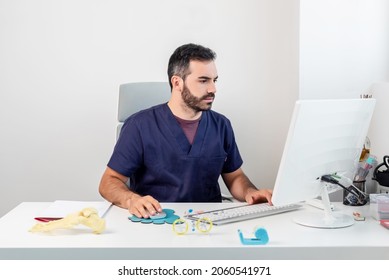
[127,194,163,219]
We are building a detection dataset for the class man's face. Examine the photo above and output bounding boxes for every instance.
[181,60,218,112]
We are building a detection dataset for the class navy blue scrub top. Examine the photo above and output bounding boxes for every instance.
[107,103,243,202]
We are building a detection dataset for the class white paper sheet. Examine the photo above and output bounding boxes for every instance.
[35,200,112,220]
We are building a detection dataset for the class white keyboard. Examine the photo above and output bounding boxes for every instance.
[185,203,302,225]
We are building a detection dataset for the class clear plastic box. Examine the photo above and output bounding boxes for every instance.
[370,193,389,220]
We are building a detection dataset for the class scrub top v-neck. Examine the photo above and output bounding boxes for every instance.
[107,103,243,202]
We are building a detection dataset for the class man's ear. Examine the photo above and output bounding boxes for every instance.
[171,75,183,92]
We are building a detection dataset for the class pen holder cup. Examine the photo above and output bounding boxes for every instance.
[353,180,366,193]
[343,180,368,206]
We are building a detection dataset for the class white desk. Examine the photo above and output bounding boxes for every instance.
[0,202,388,260]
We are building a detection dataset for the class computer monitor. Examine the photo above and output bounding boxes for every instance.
[271,98,376,228]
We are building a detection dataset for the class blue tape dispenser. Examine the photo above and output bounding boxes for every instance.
[238,227,269,245]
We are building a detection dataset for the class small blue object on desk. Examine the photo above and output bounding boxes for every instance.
[238,227,269,245]
[128,209,180,225]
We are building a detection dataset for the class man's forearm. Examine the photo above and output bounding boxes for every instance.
[223,168,258,201]
[99,176,135,209]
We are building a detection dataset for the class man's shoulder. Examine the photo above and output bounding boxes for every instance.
[128,103,166,120]
[206,110,231,124]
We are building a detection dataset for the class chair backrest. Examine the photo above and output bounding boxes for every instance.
[117,82,170,139]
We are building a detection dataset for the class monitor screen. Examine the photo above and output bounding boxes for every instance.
[271,98,376,228]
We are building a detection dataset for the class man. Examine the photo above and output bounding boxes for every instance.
[99,43,272,218]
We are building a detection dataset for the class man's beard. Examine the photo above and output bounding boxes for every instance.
[181,84,215,112]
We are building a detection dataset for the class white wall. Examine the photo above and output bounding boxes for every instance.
[299,0,389,196]
[299,0,389,99]
[0,0,299,216]
[1,0,388,217]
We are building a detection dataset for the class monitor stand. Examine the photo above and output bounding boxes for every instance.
[293,186,354,228]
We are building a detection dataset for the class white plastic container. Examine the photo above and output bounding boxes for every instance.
[370,193,389,220]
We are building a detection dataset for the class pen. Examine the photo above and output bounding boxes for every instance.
[354,155,376,181]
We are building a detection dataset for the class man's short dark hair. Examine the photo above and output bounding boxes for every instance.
[167,43,216,90]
